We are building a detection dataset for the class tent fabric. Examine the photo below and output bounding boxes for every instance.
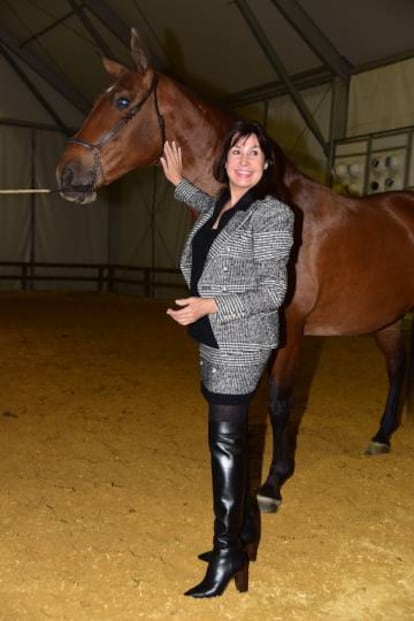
[0,123,190,295]
[0,126,31,264]
[2,1,414,124]
[1,1,414,295]
[347,58,414,136]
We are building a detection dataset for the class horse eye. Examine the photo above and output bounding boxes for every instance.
[115,96,130,110]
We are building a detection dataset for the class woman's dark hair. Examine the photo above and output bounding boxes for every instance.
[213,120,288,202]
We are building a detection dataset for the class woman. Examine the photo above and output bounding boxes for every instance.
[160,120,294,598]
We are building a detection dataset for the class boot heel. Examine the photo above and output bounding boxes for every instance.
[245,541,258,562]
[234,562,249,593]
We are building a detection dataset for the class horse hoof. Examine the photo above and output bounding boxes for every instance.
[364,441,391,456]
[256,494,281,514]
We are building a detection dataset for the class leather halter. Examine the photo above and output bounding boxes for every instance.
[68,73,165,188]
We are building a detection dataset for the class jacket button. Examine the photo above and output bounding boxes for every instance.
[223,266,228,272]
[222,286,227,292]
[212,367,217,374]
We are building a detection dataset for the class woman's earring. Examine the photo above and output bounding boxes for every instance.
[264,162,269,170]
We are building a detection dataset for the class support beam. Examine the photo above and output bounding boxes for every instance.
[82,0,130,46]
[21,10,76,48]
[0,28,90,114]
[326,76,349,182]
[270,0,352,82]
[223,66,333,108]
[83,0,168,69]
[329,77,348,142]
[0,119,75,132]
[234,0,328,155]
[0,45,70,133]
[68,0,115,59]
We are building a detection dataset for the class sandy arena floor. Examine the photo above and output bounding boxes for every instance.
[0,292,413,621]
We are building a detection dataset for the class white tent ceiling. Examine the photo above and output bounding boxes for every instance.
[1,0,414,130]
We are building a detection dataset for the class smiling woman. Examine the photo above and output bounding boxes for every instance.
[159,121,295,598]
[224,135,267,198]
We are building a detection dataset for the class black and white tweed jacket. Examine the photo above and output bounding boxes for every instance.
[175,179,294,352]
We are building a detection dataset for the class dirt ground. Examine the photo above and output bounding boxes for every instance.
[0,291,413,621]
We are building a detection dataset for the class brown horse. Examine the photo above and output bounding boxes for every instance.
[56,30,414,513]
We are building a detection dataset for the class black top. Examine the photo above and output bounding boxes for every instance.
[188,188,255,348]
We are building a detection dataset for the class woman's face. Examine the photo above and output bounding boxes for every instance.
[225,133,266,193]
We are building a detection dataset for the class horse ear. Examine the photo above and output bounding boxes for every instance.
[102,57,127,80]
[130,27,150,74]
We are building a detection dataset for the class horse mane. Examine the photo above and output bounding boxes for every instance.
[165,71,311,204]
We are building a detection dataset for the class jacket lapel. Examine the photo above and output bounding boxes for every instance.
[205,205,256,264]
[180,201,258,285]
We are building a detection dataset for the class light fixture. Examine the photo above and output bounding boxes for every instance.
[384,155,400,171]
[335,163,348,179]
[348,162,361,178]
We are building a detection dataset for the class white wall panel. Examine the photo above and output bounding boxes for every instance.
[0,126,31,288]
[108,167,191,297]
[348,58,414,136]
[0,125,111,290]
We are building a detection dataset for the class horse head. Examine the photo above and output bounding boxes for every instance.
[56,29,165,204]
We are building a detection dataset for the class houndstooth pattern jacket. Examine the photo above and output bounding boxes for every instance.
[174,179,294,352]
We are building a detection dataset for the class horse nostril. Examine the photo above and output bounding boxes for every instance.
[61,164,75,188]
[57,158,96,196]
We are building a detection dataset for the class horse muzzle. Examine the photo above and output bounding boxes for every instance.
[56,158,98,204]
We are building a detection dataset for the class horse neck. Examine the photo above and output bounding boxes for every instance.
[159,75,330,205]
[282,159,328,208]
[160,75,235,195]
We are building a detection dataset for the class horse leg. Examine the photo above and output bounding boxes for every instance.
[256,326,303,513]
[365,321,407,455]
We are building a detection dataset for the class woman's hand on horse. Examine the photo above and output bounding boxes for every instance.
[160,140,183,186]
[166,297,217,325]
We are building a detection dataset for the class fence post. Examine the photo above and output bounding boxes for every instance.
[22,263,28,290]
[107,266,114,292]
[144,268,151,297]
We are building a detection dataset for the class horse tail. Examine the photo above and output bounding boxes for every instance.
[406,313,414,419]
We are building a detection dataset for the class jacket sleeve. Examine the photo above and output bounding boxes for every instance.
[174,178,216,214]
[215,200,294,323]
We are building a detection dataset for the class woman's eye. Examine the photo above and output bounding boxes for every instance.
[115,96,130,110]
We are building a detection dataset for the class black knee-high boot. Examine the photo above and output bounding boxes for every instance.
[184,420,249,598]
[198,488,260,563]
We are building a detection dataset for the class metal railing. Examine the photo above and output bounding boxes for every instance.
[0,261,187,297]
